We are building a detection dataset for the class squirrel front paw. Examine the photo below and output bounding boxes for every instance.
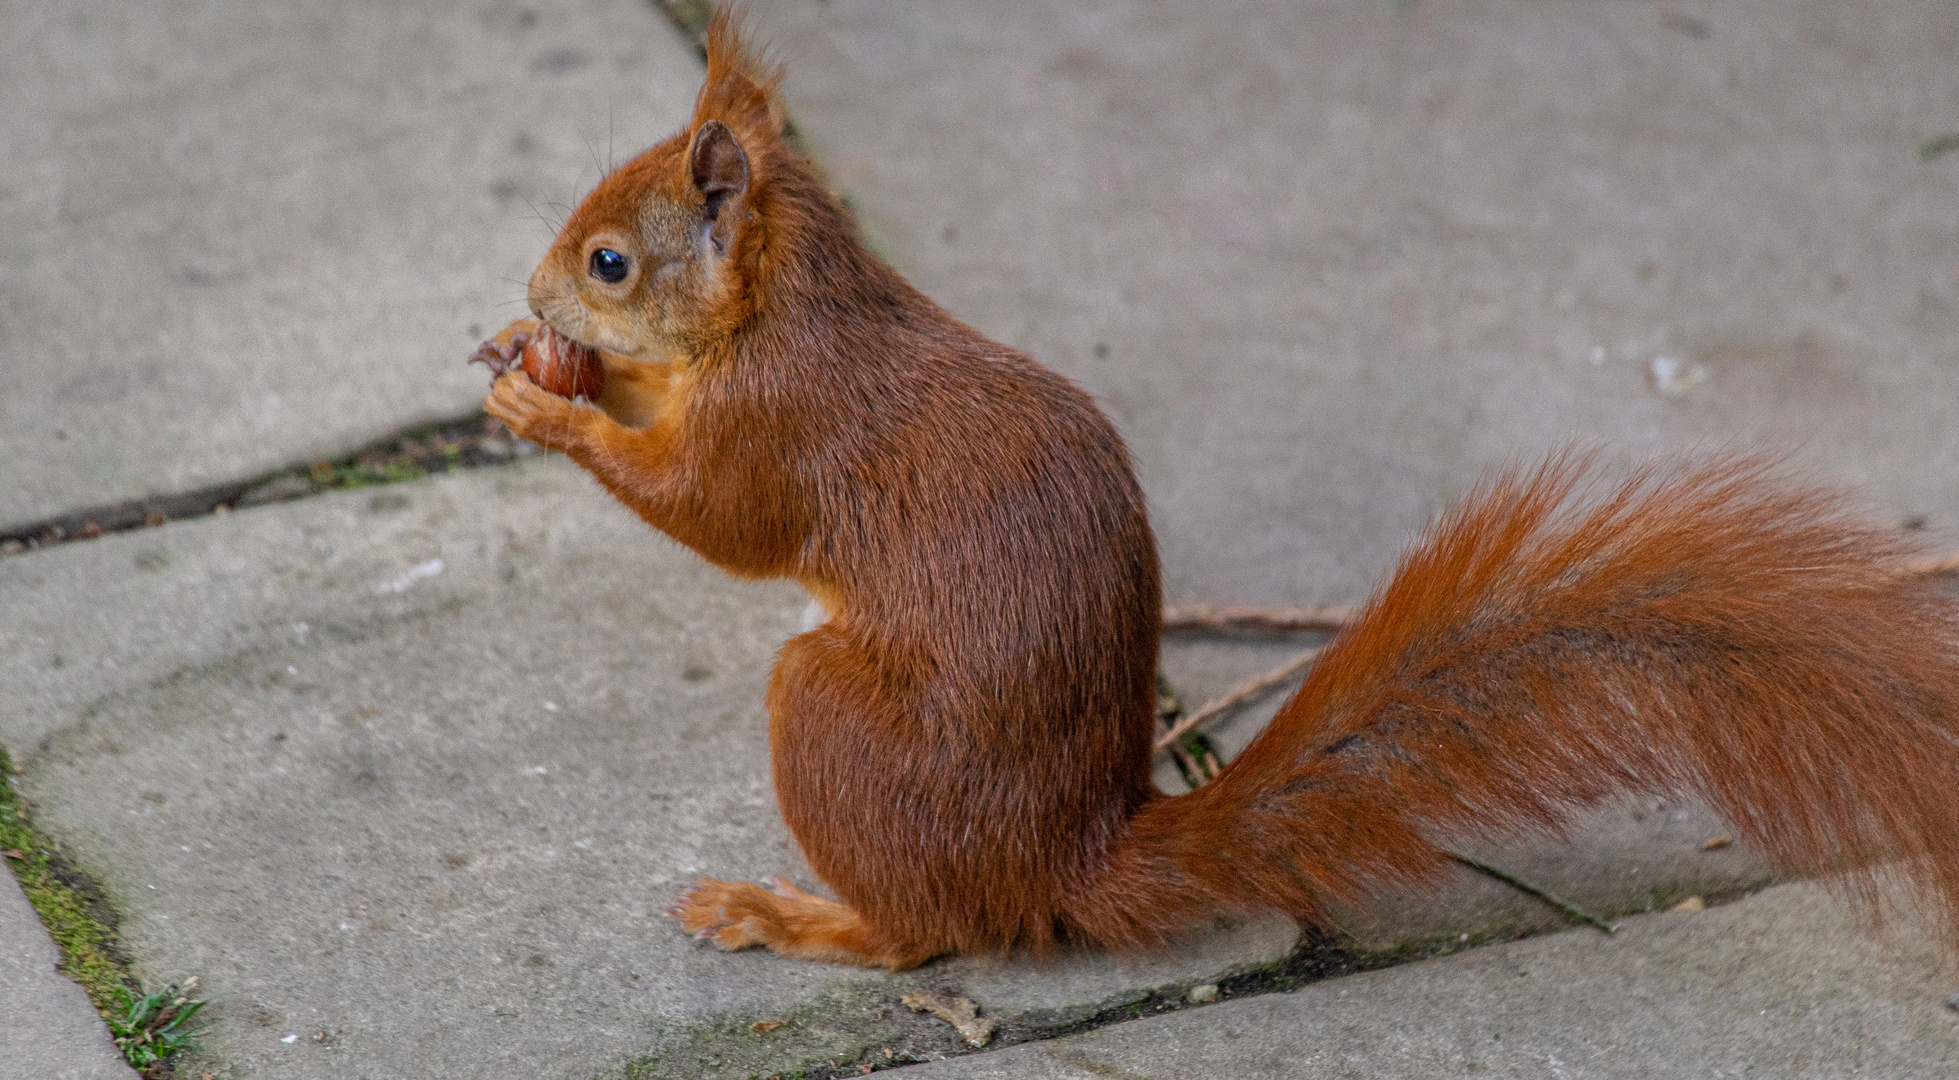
[469,318,542,383]
[485,369,585,451]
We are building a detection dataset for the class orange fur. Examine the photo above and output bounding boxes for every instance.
[482,16,1959,969]
[1074,455,1959,949]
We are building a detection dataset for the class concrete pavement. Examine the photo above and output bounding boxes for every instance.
[898,880,1959,1079]
[3,460,1300,1080]
[0,873,138,1080]
[0,0,702,532]
[5,1,1959,1077]
[746,0,1959,605]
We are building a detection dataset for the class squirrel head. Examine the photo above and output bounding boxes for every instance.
[528,12,787,362]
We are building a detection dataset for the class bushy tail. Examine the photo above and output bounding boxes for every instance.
[1072,455,1959,949]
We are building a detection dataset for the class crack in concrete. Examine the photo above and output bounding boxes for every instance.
[0,411,537,559]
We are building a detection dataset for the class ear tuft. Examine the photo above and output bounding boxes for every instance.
[691,7,787,141]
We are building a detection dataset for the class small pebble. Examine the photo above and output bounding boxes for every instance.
[1187,983,1219,1004]
[1945,991,1959,1012]
[1669,896,1706,913]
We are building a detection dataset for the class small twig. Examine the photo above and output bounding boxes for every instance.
[1156,674,1221,787]
[1162,604,1355,633]
[1446,851,1617,934]
[1154,646,1320,752]
[1900,552,1959,579]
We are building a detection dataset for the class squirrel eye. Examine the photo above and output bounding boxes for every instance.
[588,247,629,284]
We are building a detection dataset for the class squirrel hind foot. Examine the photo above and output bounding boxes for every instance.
[672,877,935,970]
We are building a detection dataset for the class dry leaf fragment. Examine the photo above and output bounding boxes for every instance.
[1670,896,1706,913]
[901,990,995,1047]
[2,849,22,859]
[749,1020,786,1033]
[1702,836,1732,851]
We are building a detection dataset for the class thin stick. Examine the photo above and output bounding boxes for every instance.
[1446,851,1617,934]
[1900,552,1959,579]
[1154,646,1320,752]
[1162,604,1355,633]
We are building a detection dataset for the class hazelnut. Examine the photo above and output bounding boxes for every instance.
[522,323,605,400]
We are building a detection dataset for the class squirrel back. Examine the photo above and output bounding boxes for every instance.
[484,15,1959,968]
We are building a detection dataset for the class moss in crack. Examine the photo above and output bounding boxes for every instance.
[0,744,211,1077]
[0,412,534,557]
[0,743,131,1014]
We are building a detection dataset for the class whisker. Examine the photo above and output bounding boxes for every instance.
[521,195,565,237]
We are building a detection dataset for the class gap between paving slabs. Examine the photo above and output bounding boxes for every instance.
[0,410,532,557]
[627,929,1386,1080]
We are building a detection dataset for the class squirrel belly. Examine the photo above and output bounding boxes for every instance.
[481,15,1959,969]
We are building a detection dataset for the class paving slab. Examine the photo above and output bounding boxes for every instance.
[0,0,703,532]
[0,460,1298,1080]
[901,880,1959,1079]
[0,873,139,1080]
[742,0,1959,606]
[6,1,1959,1077]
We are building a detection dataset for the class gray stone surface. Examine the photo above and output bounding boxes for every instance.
[0,0,704,532]
[0,873,140,1080]
[5,1,1959,1077]
[744,0,1959,607]
[902,880,1959,1078]
[1,461,1297,1080]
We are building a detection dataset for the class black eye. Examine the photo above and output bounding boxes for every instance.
[588,247,629,284]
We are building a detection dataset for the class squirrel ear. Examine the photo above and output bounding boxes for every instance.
[688,119,750,255]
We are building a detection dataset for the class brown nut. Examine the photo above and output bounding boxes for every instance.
[522,323,606,401]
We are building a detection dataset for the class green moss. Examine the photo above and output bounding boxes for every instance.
[1,743,210,1076]
[0,744,129,1011]
[309,459,428,490]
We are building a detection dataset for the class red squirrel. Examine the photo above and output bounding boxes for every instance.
[478,15,1959,970]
